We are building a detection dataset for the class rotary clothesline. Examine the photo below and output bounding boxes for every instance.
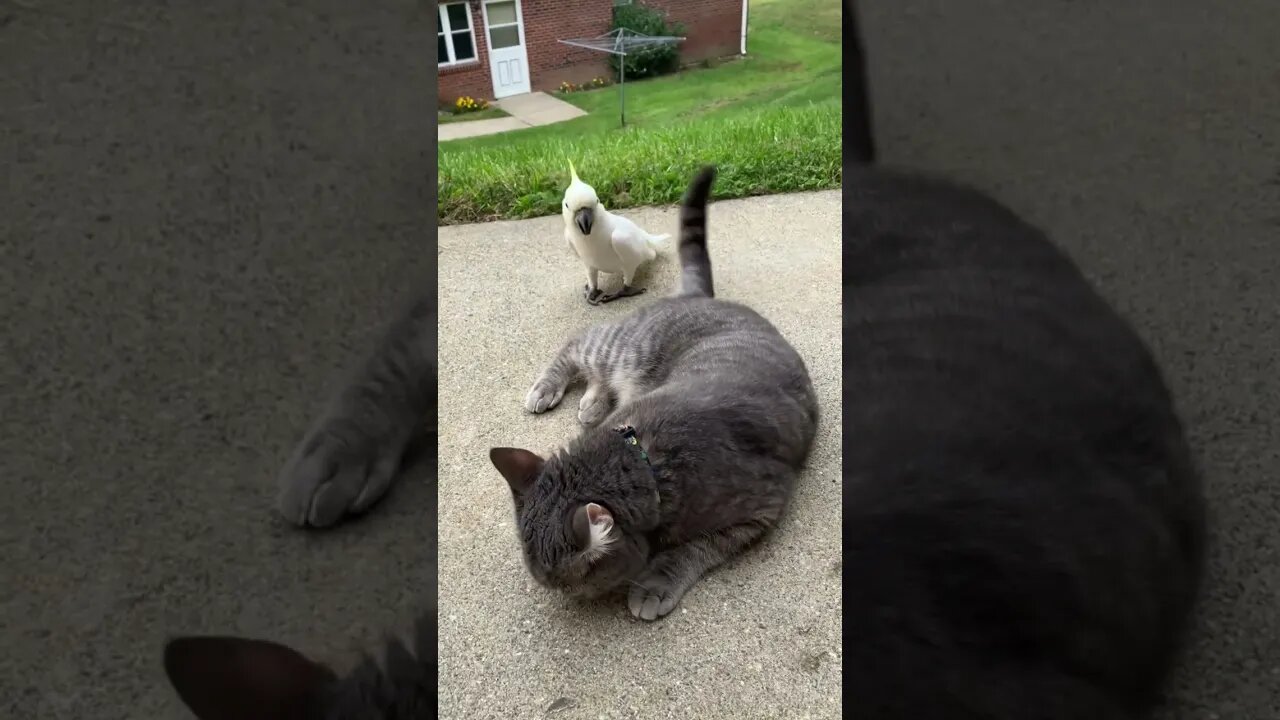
[557,28,686,127]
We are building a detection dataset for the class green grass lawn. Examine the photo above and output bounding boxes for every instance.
[438,107,511,125]
[439,0,841,225]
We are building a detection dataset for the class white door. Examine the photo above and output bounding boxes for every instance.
[482,0,532,98]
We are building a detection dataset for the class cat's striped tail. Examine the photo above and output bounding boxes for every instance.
[676,165,717,298]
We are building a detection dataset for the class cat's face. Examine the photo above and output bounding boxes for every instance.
[489,447,650,599]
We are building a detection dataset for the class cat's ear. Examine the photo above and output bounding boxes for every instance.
[489,447,544,498]
[571,502,615,552]
[163,635,336,720]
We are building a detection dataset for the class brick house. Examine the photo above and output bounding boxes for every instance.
[437,0,747,106]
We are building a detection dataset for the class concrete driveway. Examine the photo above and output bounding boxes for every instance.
[437,191,843,719]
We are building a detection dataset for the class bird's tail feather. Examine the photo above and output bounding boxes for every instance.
[675,166,716,298]
[644,232,667,261]
[646,232,671,259]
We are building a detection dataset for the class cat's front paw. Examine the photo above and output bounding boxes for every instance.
[524,379,565,414]
[627,570,687,622]
[577,387,610,426]
[276,420,408,528]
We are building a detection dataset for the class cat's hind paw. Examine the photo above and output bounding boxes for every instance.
[524,380,565,414]
[275,422,407,528]
[627,572,687,622]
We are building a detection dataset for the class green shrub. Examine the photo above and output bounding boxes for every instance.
[609,4,684,81]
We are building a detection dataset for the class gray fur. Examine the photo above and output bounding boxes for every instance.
[275,291,437,528]
[835,3,1205,716]
[491,167,820,621]
[164,288,439,716]
[162,609,436,719]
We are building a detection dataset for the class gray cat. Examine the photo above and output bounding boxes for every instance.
[162,276,439,718]
[836,2,1205,717]
[275,291,438,529]
[162,613,435,719]
[489,166,820,621]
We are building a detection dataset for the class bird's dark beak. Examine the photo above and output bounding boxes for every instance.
[575,207,594,235]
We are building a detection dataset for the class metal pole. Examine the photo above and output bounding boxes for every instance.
[619,51,626,128]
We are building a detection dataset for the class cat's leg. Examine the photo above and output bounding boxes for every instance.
[627,519,773,621]
[525,338,582,414]
[607,372,650,409]
[577,377,613,426]
[276,292,436,529]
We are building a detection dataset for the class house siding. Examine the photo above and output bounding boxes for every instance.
[439,0,745,106]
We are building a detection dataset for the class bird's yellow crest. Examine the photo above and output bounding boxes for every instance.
[568,159,580,184]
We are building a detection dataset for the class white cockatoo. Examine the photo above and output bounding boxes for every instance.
[561,160,670,305]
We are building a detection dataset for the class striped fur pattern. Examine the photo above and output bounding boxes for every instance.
[675,166,715,297]
[493,166,820,621]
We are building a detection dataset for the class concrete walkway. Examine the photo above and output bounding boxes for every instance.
[439,91,587,142]
[437,191,843,719]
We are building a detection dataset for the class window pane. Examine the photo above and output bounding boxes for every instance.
[486,1,517,26]
[438,34,450,63]
[446,4,469,31]
[452,31,476,60]
[489,25,520,50]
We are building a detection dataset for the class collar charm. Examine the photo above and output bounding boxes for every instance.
[615,425,652,465]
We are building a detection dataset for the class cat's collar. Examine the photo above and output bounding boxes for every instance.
[615,426,664,515]
[615,425,658,473]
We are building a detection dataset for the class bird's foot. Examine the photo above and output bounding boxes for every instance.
[596,285,647,304]
[584,285,605,305]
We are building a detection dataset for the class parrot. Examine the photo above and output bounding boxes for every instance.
[561,160,670,305]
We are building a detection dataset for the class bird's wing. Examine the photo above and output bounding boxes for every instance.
[610,227,652,271]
